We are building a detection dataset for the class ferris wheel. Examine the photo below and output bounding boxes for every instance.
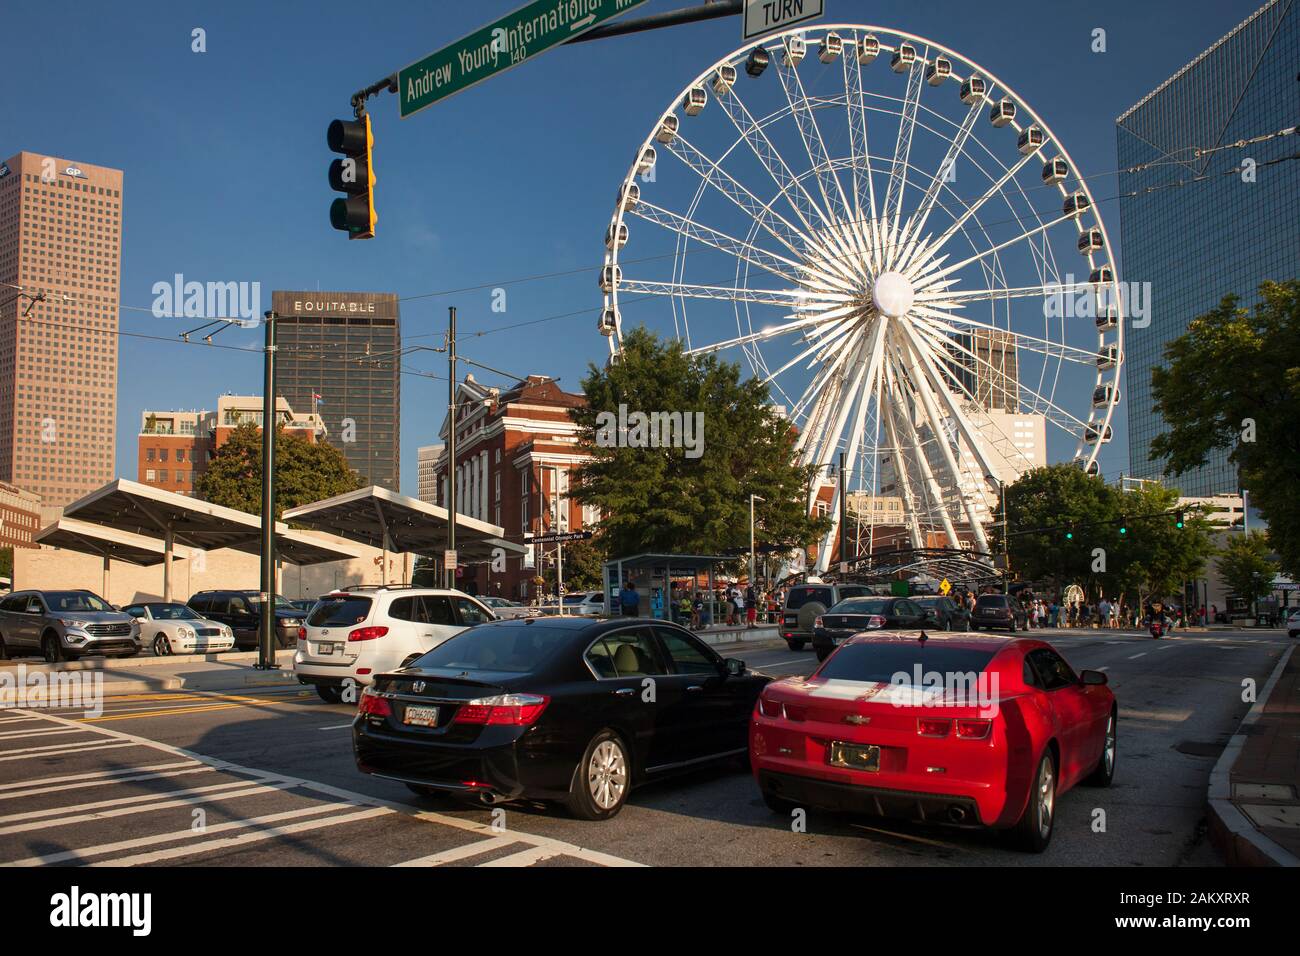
[598,24,1124,572]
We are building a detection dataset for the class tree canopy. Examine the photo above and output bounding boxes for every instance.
[1215,531,1278,605]
[1150,280,1300,577]
[569,326,830,560]
[193,422,362,519]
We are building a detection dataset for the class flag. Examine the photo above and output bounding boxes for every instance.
[312,392,324,405]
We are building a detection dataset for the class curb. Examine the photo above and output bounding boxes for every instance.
[1206,642,1300,867]
[0,649,270,672]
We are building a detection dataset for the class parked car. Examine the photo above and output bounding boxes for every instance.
[561,591,605,616]
[811,596,927,662]
[123,602,235,656]
[354,616,770,819]
[970,593,1029,632]
[0,589,141,662]
[186,590,306,650]
[751,632,1116,852]
[296,586,496,703]
[478,596,540,620]
[915,596,971,631]
[780,582,876,651]
[288,599,318,615]
[1286,608,1300,639]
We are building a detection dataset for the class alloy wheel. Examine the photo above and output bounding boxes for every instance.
[588,739,628,810]
[1037,758,1055,839]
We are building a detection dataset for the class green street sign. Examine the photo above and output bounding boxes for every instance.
[398,0,648,119]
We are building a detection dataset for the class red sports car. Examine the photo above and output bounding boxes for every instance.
[750,632,1116,852]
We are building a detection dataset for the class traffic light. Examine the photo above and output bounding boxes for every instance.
[1175,510,1185,529]
[328,114,376,239]
[1119,522,1128,535]
[1065,530,1074,540]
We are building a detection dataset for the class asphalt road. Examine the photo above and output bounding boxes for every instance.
[0,628,1288,867]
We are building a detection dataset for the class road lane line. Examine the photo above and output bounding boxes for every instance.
[478,845,563,867]
[4,707,646,868]
[1095,666,1109,672]
[760,658,815,669]
[91,806,393,867]
[0,727,93,740]
[1128,653,1147,659]
[0,783,281,834]
[0,760,198,792]
[318,723,354,731]
[3,803,352,866]
[0,765,214,801]
[0,740,138,761]
[392,836,517,866]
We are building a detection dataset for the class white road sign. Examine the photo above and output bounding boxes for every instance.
[743,0,825,41]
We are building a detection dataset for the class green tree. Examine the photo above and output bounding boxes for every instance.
[194,422,362,518]
[1150,280,1300,577]
[1215,531,1278,607]
[569,327,830,559]
[1003,464,1121,591]
[1109,483,1215,607]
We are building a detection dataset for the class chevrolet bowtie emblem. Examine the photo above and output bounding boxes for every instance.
[844,715,871,725]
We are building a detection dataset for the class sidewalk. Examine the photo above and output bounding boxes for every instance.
[1208,642,1300,866]
[0,654,298,698]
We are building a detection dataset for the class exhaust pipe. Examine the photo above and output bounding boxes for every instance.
[478,791,505,806]
[947,805,968,823]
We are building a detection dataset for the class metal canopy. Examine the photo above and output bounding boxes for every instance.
[282,485,524,562]
[840,548,1003,590]
[62,479,362,566]
[36,517,189,567]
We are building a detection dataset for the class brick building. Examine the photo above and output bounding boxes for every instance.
[0,479,42,551]
[430,375,593,600]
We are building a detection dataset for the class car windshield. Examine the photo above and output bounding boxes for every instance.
[413,624,569,674]
[818,643,997,683]
[786,586,833,609]
[307,596,373,627]
[976,595,1009,608]
[44,591,113,613]
[249,594,294,607]
[829,598,890,615]
[146,604,200,621]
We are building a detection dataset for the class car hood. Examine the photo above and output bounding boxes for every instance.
[56,610,133,623]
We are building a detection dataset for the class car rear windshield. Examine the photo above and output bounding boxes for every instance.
[976,595,1009,608]
[413,624,568,673]
[829,599,889,615]
[838,586,874,599]
[786,586,833,609]
[307,596,373,627]
[818,643,997,683]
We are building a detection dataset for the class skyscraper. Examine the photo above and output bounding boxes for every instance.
[270,291,400,490]
[1117,0,1300,495]
[0,152,122,508]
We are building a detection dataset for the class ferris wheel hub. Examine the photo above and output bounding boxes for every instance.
[871,271,915,318]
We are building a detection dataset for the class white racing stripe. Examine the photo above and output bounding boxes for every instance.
[392,836,518,866]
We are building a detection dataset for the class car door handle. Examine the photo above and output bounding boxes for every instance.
[613,687,634,696]
[686,685,703,693]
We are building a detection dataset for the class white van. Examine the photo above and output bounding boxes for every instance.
[293,586,495,702]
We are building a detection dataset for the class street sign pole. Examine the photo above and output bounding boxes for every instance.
[446,306,457,590]
[257,311,278,670]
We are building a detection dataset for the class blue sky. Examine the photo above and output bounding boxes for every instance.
[0,0,1265,494]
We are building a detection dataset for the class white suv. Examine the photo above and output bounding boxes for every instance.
[294,586,495,703]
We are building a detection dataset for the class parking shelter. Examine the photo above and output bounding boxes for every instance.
[603,553,738,623]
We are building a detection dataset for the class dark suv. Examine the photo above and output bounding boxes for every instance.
[780,583,876,651]
[970,593,1029,632]
[187,590,306,650]
[915,596,971,631]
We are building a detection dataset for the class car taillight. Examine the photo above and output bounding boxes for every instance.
[297,626,307,640]
[358,690,391,717]
[451,694,550,726]
[758,696,784,718]
[917,718,951,737]
[347,626,389,642]
[955,719,992,739]
[867,615,886,628]
[813,616,824,629]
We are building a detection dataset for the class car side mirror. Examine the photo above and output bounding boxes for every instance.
[725,658,745,677]
[1080,670,1108,686]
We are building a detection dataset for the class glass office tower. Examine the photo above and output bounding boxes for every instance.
[1116,0,1299,495]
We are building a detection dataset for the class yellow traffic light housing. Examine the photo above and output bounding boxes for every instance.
[328,113,376,239]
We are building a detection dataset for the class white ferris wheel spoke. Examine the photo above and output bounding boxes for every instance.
[774,53,854,228]
[842,32,880,224]
[882,51,926,226]
[884,358,960,547]
[919,212,1073,285]
[916,150,1038,263]
[911,304,1100,367]
[618,278,843,309]
[909,97,985,240]
[632,201,808,284]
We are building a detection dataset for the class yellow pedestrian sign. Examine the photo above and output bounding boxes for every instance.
[939,578,951,596]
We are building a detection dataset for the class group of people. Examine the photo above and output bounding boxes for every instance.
[618,580,775,630]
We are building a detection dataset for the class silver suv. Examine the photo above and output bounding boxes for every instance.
[0,589,141,662]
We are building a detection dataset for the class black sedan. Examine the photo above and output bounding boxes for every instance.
[811,597,927,661]
[353,616,769,820]
[914,596,970,631]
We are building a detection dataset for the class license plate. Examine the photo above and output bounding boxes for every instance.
[828,741,880,772]
[403,705,440,728]
[317,643,334,655]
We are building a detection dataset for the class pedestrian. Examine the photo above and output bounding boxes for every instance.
[691,591,704,629]
[619,581,640,617]
[1099,597,1111,630]
[745,585,757,629]
[733,585,746,627]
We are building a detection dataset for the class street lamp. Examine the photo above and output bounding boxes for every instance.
[986,474,1008,594]
[749,494,765,594]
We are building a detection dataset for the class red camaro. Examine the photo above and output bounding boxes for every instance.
[750,632,1116,852]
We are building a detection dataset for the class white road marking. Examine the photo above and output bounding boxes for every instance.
[0,783,283,835]
[1095,666,1109,672]
[1128,653,1147,660]
[4,708,646,867]
[91,807,393,867]
[318,723,354,731]
[0,760,199,793]
[392,836,518,866]
[0,740,139,762]
[0,779,268,825]
[0,727,93,741]
[760,658,815,670]
[0,765,213,802]
[3,803,351,866]
[478,845,563,867]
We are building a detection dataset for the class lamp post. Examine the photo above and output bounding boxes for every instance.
[749,494,765,593]
[987,473,1008,594]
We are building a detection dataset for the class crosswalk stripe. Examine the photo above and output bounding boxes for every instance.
[90,806,392,867]
[0,740,138,762]
[478,845,563,867]
[0,765,214,802]
[0,760,198,793]
[0,779,267,825]
[392,836,517,866]
[0,727,93,741]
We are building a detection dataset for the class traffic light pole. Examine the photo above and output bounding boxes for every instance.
[445,306,457,590]
[257,311,278,670]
